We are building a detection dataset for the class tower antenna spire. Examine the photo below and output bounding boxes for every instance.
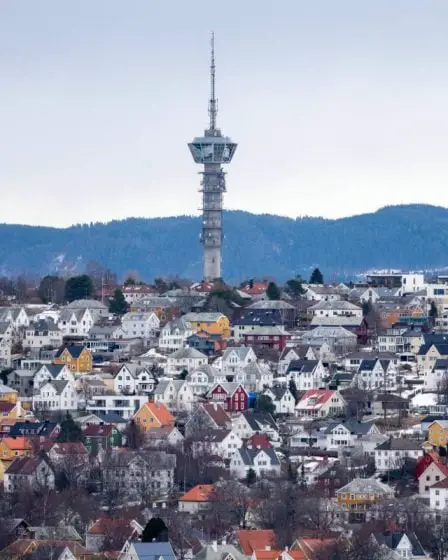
[208,31,217,131]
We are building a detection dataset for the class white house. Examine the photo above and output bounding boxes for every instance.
[230,447,280,479]
[4,457,55,493]
[295,389,346,418]
[113,364,157,394]
[325,419,380,450]
[166,347,208,376]
[158,318,194,353]
[286,360,327,391]
[32,380,79,412]
[374,438,424,473]
[263,386,296,415]
[153,379,195,412]
[429,479,448,510]
[219,346,257,375]
[185,365,224,395]
[308,300,363,319]
[33,363,73,388]
[235,362,273,392]
[58,309,94,336]
[121,312,160,340]
[0,306,30,328]
[86,394,148,419]
[192,429,243,460]
[303,286,342,302]
[423,359,448,391]
[232,410,279,442]
[418,461,448,496]
[24,319,63,349]
[354,358,397,391]
[278,346,316,375]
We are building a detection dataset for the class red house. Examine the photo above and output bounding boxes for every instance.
[416,450,440,480]
[242,326,291,351]
[207,382,249,413]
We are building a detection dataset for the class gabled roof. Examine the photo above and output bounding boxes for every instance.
[55,344,87,359]
[2,436,32,451]
[67,299,107,310]
[192,429,233,443]
[50,442,88,455]
[336,477,393,495]
[5,456,48,475]
[209,382,247,397]
[35,363,67,378]
[9,421,58,437]
[240,410,278,432]
[373,531,426,556]
[201,403,231,427]
[248,300,295,310]
[375,438,421,451]
[236,529,276,555]
[140,402,175,426]
[87,516,142,537]
[297,390,340,409]
[266,386,289,400]
[287,360,319,374]
[418,343,448,356]
[183,312,226,323]
[222,346,254,362]
[237,447,280,467]
[325,418,374,436]
[179,484,214,502]
[169,347,208,360]
[358,359,380,372]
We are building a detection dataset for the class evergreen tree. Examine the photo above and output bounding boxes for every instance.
[288,379,298,403]
[109,288,128,315]
[57,413,83,443]
[362,299,373,316]
[38,275,65,304]
[141,518,168,543]
[429,300,438,318]
[246,468,257,486]
[64,275,94,302]
[309,268,324,284]
[285,277,305,298]
[255,394,276,415]
[266,282,281,301]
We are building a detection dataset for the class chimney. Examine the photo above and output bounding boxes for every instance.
[265,546,271,551]
[212,541,218,552]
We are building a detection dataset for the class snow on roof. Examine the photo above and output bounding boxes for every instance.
[411,392,438,407]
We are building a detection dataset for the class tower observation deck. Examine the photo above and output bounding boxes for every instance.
[188,33,237,281]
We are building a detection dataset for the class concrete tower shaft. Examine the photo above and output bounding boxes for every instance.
[188,33,237,281]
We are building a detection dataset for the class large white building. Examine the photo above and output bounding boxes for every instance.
[166,347,208,376]
[121,312,160,340]
[158,318,194,353]
[24,319,63,349]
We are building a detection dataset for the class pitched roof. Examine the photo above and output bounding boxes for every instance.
[141,402,175,426]
[2,436,32,451]
[50,442,88,455]
[201,403,231,427]
[222,346,254,362]
[373,531,426,556]
[236,529,276,555]
[35,363,67,378]
[5,457,47,476]
[9,421,58,437]
[83,424,114,437]
[169,347,208,360]
[248,433,273,449]
[248,300,295,310]
[241,410,278,432]
[375,438,422,451]
[287,360,319,374]
[179,484,215,502]
[87,517,141,536]
[237,447,280,467]
[336,477,393,495]
[131,542,177,560]
[297,390,340,409]
[55,344,87,359]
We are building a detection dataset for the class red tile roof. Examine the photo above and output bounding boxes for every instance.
[142,402,175,426]
[87,517,141,538]
[298,390,337,408]
[247,433,273,450]
[237,529,276,555]
[2,436,32,451]
[179,484,215,502]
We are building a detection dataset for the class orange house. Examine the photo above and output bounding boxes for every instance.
[0,436,33,461]
[133,402,175,433]
[54,345,92,373]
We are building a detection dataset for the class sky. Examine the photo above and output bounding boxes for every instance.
[1,0,448,227]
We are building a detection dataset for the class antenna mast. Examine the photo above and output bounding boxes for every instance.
[208,31,218,131]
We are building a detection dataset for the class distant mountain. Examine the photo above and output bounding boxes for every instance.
[0,204,447,282]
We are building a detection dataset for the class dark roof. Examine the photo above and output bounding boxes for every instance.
[83,424,114,437]
[325,418,374,436]
[35,363,66,378]
[9,421,58,437]
[374,531,426,556]
[232,310,283,327]
[97,412,129,424]
[5,457,48,475]
[267,386,289,400]
[418,343,448,356]
[287,359,319,374]
[55,344,86,359]
[358,359,377,371]
[238,447,280,467]
[375,438,421,451]
[201,403,231,427]
[434,359,448,371]
[241,410,278,432]
[421,415,448,425]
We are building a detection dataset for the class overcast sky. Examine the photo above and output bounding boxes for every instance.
[1,1,448,227]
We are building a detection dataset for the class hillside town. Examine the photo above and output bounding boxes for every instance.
[0,270,447,558]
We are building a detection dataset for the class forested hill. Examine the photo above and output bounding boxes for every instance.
[0,204,447,282]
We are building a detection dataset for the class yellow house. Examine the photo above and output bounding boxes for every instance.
[133,402,175,433]
[54,345,92,373]
[0,384,18,404]
[428,420,448,448]
[336,478,394,512]
[183,312,230,338]
[0,400,23,418]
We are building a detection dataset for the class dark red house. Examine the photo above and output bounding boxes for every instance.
[207,382,249,413]
[242,326,291,351]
